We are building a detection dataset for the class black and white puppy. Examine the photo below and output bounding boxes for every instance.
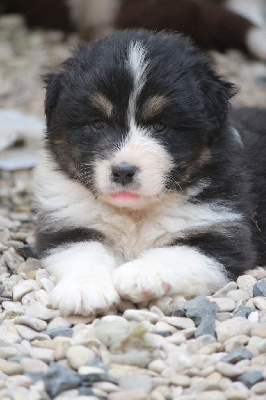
[34,30,266,316]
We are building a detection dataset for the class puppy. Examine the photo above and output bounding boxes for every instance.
[34,30,266,316]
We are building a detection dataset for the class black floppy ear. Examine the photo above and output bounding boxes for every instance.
[200,69,237,131]
[43,72,63,126]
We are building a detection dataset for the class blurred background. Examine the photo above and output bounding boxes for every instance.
[1,0,266,242]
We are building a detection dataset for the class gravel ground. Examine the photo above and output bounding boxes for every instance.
[1,14,266,400]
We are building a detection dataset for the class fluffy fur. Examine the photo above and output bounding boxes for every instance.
[34,30,266,316]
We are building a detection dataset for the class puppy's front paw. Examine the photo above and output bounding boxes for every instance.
[112,260,172,303]
[51,275,120,316]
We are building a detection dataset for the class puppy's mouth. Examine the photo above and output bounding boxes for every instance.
[111,191,140,203]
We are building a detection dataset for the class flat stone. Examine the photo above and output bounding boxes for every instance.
[2,248,24,272]
[251,323,266,338]
[210,297,236,312]
[253,279,266,297]
[238,370,264,388]
[93,381,121,393]
[233,306,256,319]
[110,349,151,368]
[45,327,73,339]
[66,346,95,370]
[21,357,49,373]
[195,314,216,338]
[0,324,21,344]
[216,318,251,342]
[34,289,50,307]
[226,289,250,302]
[221,346,253,364]
[155,321,177,334]
[169,373,191,387]
[184,296,219,325]
[224,335,250,353]
[30,347,54,362]
[120,373,152,392]
[253,297,266,310]
[216,362,247,378]
[78,366,105,375]
[44,362,81,398]
[0,346,21,359]
[161,316,195,329]
[213,282,238,297]
[47,317,71,330]
[25,302,59,320]
[0,359,23,375]
[7,374,32,388]
[15,325,50,341]
[54,337,71,361]
[251,381,266,395]
[237,275,257,297]
[123,310,159,323]
[14,315,47,332]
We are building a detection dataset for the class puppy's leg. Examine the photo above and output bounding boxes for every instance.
[37,228,119,315]
[112,245,229,303]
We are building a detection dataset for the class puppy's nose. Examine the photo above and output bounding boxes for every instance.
[112,163,137,185]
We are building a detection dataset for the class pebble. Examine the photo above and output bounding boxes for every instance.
[213,282,238,297]
[210,297,236,312]
[66,346,95,370]
[225,388,248,399]
[161,316,195,329]
[109,389,148,400]
[39,278,54,293]
[34,289,50,307]
[253,279,266,297]
[148,360,166,373]
[248,311,259,323]
[233,306,255,319]
[238,371,264,388]
[155,321,177,334]
[44,362,81,398]
[258,339,266,354]
[0,359,23,375]
[120,373,152,392]
[0,346,21,359]
[25,302,59,320]
[21,357,49,373]
[251,381,266,395]
[221,346,253,364]
[45,327,73,338]
[226,289,250,302]
[47,317,71,330]
[251,323,266,338]
[216,362,247,378]
[197,391,226,400]
[184,296,219,324]
[253,297,266,310]
[15,325,49,341]
[224,335,250,353]
[237,275,257,297]
[195,314,216,338]
[30,347,54,362]
[14,315,47,331]
[123,310,159,323]
[216,318,251,342]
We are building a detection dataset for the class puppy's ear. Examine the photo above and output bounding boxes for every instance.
[43,72,63,126]
[198,62,237,131]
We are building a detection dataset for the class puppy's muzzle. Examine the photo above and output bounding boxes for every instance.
[111,163,137,185]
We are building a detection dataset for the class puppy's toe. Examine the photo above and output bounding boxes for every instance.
[112,260,171,303]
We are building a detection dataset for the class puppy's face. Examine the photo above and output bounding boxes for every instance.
[45,31,234,209]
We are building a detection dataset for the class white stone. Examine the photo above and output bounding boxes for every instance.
[216,362,247,378]
[15,325,49,341]
[210,297,236,312]
[34,289,50,307]
[66,346,95,370]
[12,279,40,301]
[155,321,177,334]
[120,373,152,392]
[237,275,257,297]
[30,347,54,362]
[14,315,47,332]
[161,316,195,329]
[78,366,105,375]
[21,357,49,373]
[224,335,249,353]
[213,282,238,297]
[226,289,250,301]
[0,359,23,375]
[25,302,59,320]
[21,291,37,307]
[248,311,259,323]
[216,318,251,342]
[39,278,54,293]
[123,310,159,323]
[253,297,266,310]
[47,316,71,330]
[93,382,121,393]
[2,301,25,314]
[35,268,49,284]
[0,346,21,359]
[148,360,166,373]
[0,324,20,344]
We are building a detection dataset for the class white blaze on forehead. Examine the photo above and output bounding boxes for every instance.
[127,41,148,123]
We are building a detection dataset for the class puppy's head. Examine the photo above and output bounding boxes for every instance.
[44,30,235,209]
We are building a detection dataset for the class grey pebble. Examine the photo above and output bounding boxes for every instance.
[238,370,264,388]
[45,327,73,339]
[184,296,219,325]
[44,362,81,398]
[233,305,255,318]
[221,346,254,364]
[195,314,216,338]
[0,284,5,296]
[253,279,266,297]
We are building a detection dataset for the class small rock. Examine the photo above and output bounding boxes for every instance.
[44,362,81,398]
[251,323,266,338]
[123,310,159,323]
[210,297,236,312]
[0,346,21,359]
[216,362,247,378]
[30,347,54,362]
[110,349,151,368]
[258,339,266,353]
[93,381,121,393]
[213,282,238,297]
[45,327,73,339]
[225,388,248,400]
[224,335,250,353]
[161,316,195,329]
[155,321,177,334]
[253,297,266,310]
[197,391,226,400]
[39,278,54,293]
[253,279,266,297]
[15,325,49,341]
[251,381,266,395]
[66,346,95,370]
[238,370,264,388]
[2,247,24,272]
[17,258,41,275]
[184,296,219,325]
[233,306,256,319]
[195,314,216,338]
[109,389,148,400]
[221,346,253,364]
[21,357,49,373]
[237,275,257,297]
[78,366,105,375]
[169,373,191,387]
[216,318,251,342]
[0,359,23,375]
[14,315,47,332]
[120,374,152,392]
[47,317,71,330]
[148,360,166,373]
[226,289,250,302]
[25,302,59,320]
[248,311,259,323]
[34,289,50,307]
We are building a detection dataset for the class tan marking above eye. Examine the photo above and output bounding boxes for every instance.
[91,92,113,118]
[142,95,166,119]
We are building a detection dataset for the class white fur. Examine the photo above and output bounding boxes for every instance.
[112,246,229,302]
[246,27,266,60]
[43,242,119,315]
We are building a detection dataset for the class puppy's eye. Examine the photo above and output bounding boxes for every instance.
[89,119,106,130]
[152,122,167,133]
